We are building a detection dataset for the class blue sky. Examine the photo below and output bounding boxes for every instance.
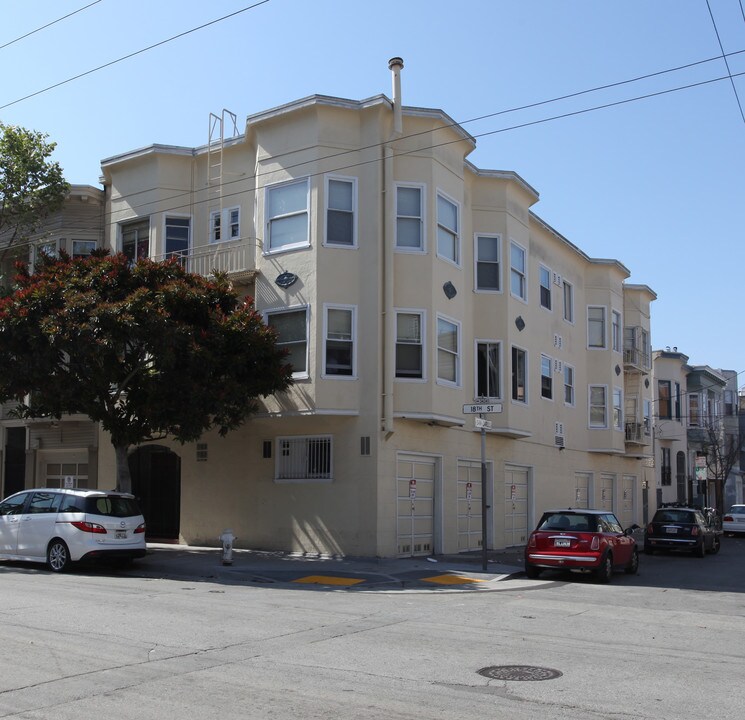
[2,0,744,378]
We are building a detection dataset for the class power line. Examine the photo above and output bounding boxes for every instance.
[0,0,103,52]
[705,0,745,124]
[0,0,271,111]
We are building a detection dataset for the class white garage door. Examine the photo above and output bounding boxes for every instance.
[619,475,635,527]
[600,473,615,512]
[574,472,592,509]
[397,455,436,557]
[504,467,529,547]
[457,460,483,552]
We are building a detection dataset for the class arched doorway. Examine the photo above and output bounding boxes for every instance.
[129,445,181,541]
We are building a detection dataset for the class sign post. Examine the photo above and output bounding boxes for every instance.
[463,400,502,571]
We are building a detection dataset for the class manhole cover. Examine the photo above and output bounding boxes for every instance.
[477,665,563,681]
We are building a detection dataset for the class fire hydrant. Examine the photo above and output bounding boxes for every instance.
[219,529,235,565]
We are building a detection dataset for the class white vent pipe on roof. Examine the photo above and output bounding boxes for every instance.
[389,57,404,138]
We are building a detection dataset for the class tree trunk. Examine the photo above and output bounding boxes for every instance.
[114,443,132,494]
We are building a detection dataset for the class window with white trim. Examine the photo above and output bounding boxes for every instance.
[120,217,150,262]
[563,280,574,322]
[612,310,621,352]
[265,307,309,377]
[395,184,424,251]
[539,266,552,310]
[210,207,241,243]
[165,216,190,257]
[613,387,623,429]
[510,241,527,300]
[325,176,356,246]
[589,385,607,428]
[643,399,652,434]
[395,311,424,379]
[72,240,97,259]
[323,305,355,377]
[266,178,309,252]
[437,315,460,385]
[476,341,500,399]
[436,193,459,264]
[564,364,575,405]
[689,393,700,426]
[588,306,606,348]
[475,234,500,291]
[541,354,553,399]
[511,346,527,403]
[276,435,332,481]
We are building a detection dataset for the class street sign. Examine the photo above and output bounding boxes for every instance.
[474,417,492,430]
[462,403,502,415]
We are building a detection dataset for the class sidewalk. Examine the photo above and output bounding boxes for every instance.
[126,543,526,592]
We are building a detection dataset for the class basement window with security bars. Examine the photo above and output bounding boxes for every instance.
[275,435,333,482]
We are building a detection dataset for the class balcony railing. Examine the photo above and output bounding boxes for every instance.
[153,238,257,278]
[624,421,649,445]
[623,347,650,372]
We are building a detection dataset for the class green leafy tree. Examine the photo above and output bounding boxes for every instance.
[0,252,293,492]
[0,123,69,267]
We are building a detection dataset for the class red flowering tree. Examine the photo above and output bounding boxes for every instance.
[0,251,292,492]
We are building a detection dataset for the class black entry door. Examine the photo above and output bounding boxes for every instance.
[3,427,27,497]
[130,447,181,540]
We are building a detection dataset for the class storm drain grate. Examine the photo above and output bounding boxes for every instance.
[477,665,563,681]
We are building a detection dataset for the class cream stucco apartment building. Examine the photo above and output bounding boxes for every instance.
[3,60,659,557]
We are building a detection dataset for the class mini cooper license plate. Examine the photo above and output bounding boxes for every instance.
[554,538,570,547]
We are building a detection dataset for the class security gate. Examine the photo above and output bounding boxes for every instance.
[504,467,529,547]
[457,460,483,552]
[397,455,436,557]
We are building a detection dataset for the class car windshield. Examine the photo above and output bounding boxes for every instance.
[654,510,695,524]
[538,513,597,532]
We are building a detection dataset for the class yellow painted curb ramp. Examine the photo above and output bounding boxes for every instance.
[292,575,365,586]
[421,574,486,585]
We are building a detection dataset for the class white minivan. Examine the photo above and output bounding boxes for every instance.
[0,488,146,572]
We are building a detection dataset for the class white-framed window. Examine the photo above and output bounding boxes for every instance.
[476,340,501,399]
[436,192,459,265]
[120,217,150,261]
[613,387,623,429]
[395,184,424,251]
[612,310,621,352]
[276,435,332,482]
[643,399,652,434]
[588,306,606,348]
[589,385,608,428]
[510,241,527,301]
[564,364,575,406]
[265,306,309,378]
[511,346,527,403]
[31,239,58,265]
[165,215,190,257]
[265,178,310,252]
[689,393,700,426]
[539,265,552,310]
[323,304,356,378]
[563,280,574,322]
[71,240,97,259]
[541,354,553,400]
[474,234,500,292]
[395,310,425,380]
[436,315,460,386]
[325,175,357,247]
[210,207,241,243]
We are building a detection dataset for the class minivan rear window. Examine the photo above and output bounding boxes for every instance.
[59,495,141,517]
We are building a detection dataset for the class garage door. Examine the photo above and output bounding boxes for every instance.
[599,473,615,512]
[619,475,635,528]
[574,472,592,508]
[504,467,529,547]
[397,455,436,557]
[457,460,483,552]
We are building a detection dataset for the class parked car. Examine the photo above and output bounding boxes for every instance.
[722,505,745,536]
[524,509,639,583]
[0,488,146,572]
[644,505,721,557]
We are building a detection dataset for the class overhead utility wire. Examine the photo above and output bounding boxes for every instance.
[0,0,270,111]
[705,0,745,124]
[0,0,103,52]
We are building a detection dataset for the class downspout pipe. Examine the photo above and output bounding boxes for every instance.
[383,57,404,435]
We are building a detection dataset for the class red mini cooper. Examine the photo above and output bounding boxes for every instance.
[524,509,639,583]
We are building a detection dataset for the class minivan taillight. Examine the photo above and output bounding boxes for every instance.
[723,515,734,522]
[590,536,600,550]
[70,521,107,534]
[134,523,146,534]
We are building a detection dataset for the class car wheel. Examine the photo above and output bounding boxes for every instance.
[525,563,541,579]
[595,553,613,583]
[710,536,721,555]
[624,548,639,575]
[695,540,706,558]
[47,540,71,573]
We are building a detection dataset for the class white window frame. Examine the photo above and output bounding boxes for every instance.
[589,385,608,428]
[395,183,426,253]
[119,217,150,261]
[395,309,426,381]
[210,206,241,244]
[264,305,310,379]
[164,213,191,258]
[475,340,501,400]
[324,174,357,248]
[510,241,527,302]
[275,435,333,483]
[511,345,528,404]
[436,190,460,266]
[474,233,501,293]
[588,306,607,349]
[71,239,97,259]
[539,265,552,311]
[613,387,623,430]
[564,364,575,406]
[563,279,574,323]
[265,177,310,254]
[540,354,553,400]
[31,239,59,265]
[612,310,621,352]
[322,304,356,379]
[436,314,461,387]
